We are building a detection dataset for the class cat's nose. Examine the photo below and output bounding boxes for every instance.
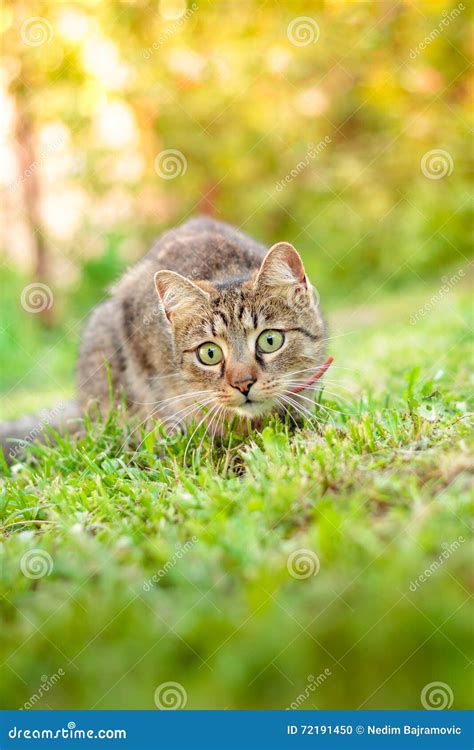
[231,377,256,396]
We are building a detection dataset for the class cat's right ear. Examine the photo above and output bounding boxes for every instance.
[254,242,307,296]
[154,271,210,323]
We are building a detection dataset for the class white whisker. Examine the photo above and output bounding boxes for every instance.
[275,397,300,430]
[130,389,211,408]
[183,400,219,466]
[279,393,325,431]
[281,388,353,417]
[133,397,216,454]
[284,378,357,400]
[209,405,224,457]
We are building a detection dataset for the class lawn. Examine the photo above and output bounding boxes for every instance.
[0,279,472,710]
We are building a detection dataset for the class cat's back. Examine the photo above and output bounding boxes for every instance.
[144,217,267,283]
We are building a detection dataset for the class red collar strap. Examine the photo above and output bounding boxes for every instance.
[289,355,334,394]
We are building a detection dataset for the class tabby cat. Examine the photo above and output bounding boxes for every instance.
[1,218,327,458]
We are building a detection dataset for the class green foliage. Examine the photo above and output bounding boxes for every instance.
[1,286,472,709]
[1,0,472,299]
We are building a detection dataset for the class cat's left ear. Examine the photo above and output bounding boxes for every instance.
[154,270,210,323]
[254,242,308,296]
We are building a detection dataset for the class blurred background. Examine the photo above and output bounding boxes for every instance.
[0,0,472,410]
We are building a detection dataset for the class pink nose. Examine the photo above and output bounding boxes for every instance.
[230,377,256,395]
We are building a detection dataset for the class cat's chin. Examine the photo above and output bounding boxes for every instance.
[230,400,274,419]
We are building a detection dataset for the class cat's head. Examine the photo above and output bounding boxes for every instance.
[154,242,325,418]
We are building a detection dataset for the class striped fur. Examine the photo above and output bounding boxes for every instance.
[78,218,326,429]
[1,218,327,462]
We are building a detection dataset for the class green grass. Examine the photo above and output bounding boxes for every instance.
[0,283,472,710]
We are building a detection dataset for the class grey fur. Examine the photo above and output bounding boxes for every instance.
[1,218,326,462]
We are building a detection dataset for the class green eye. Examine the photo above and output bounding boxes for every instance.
[197,342,223,366]
[257,329,285,353]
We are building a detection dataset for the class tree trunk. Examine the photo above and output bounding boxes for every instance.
[14,99,54,327]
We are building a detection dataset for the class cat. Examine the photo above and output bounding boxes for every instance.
[1,218,326,461]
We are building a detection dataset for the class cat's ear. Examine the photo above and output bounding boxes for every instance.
[154,270,210,323]
[254,242,307,295]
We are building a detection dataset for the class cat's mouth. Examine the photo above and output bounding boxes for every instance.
[229,398,273,418]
